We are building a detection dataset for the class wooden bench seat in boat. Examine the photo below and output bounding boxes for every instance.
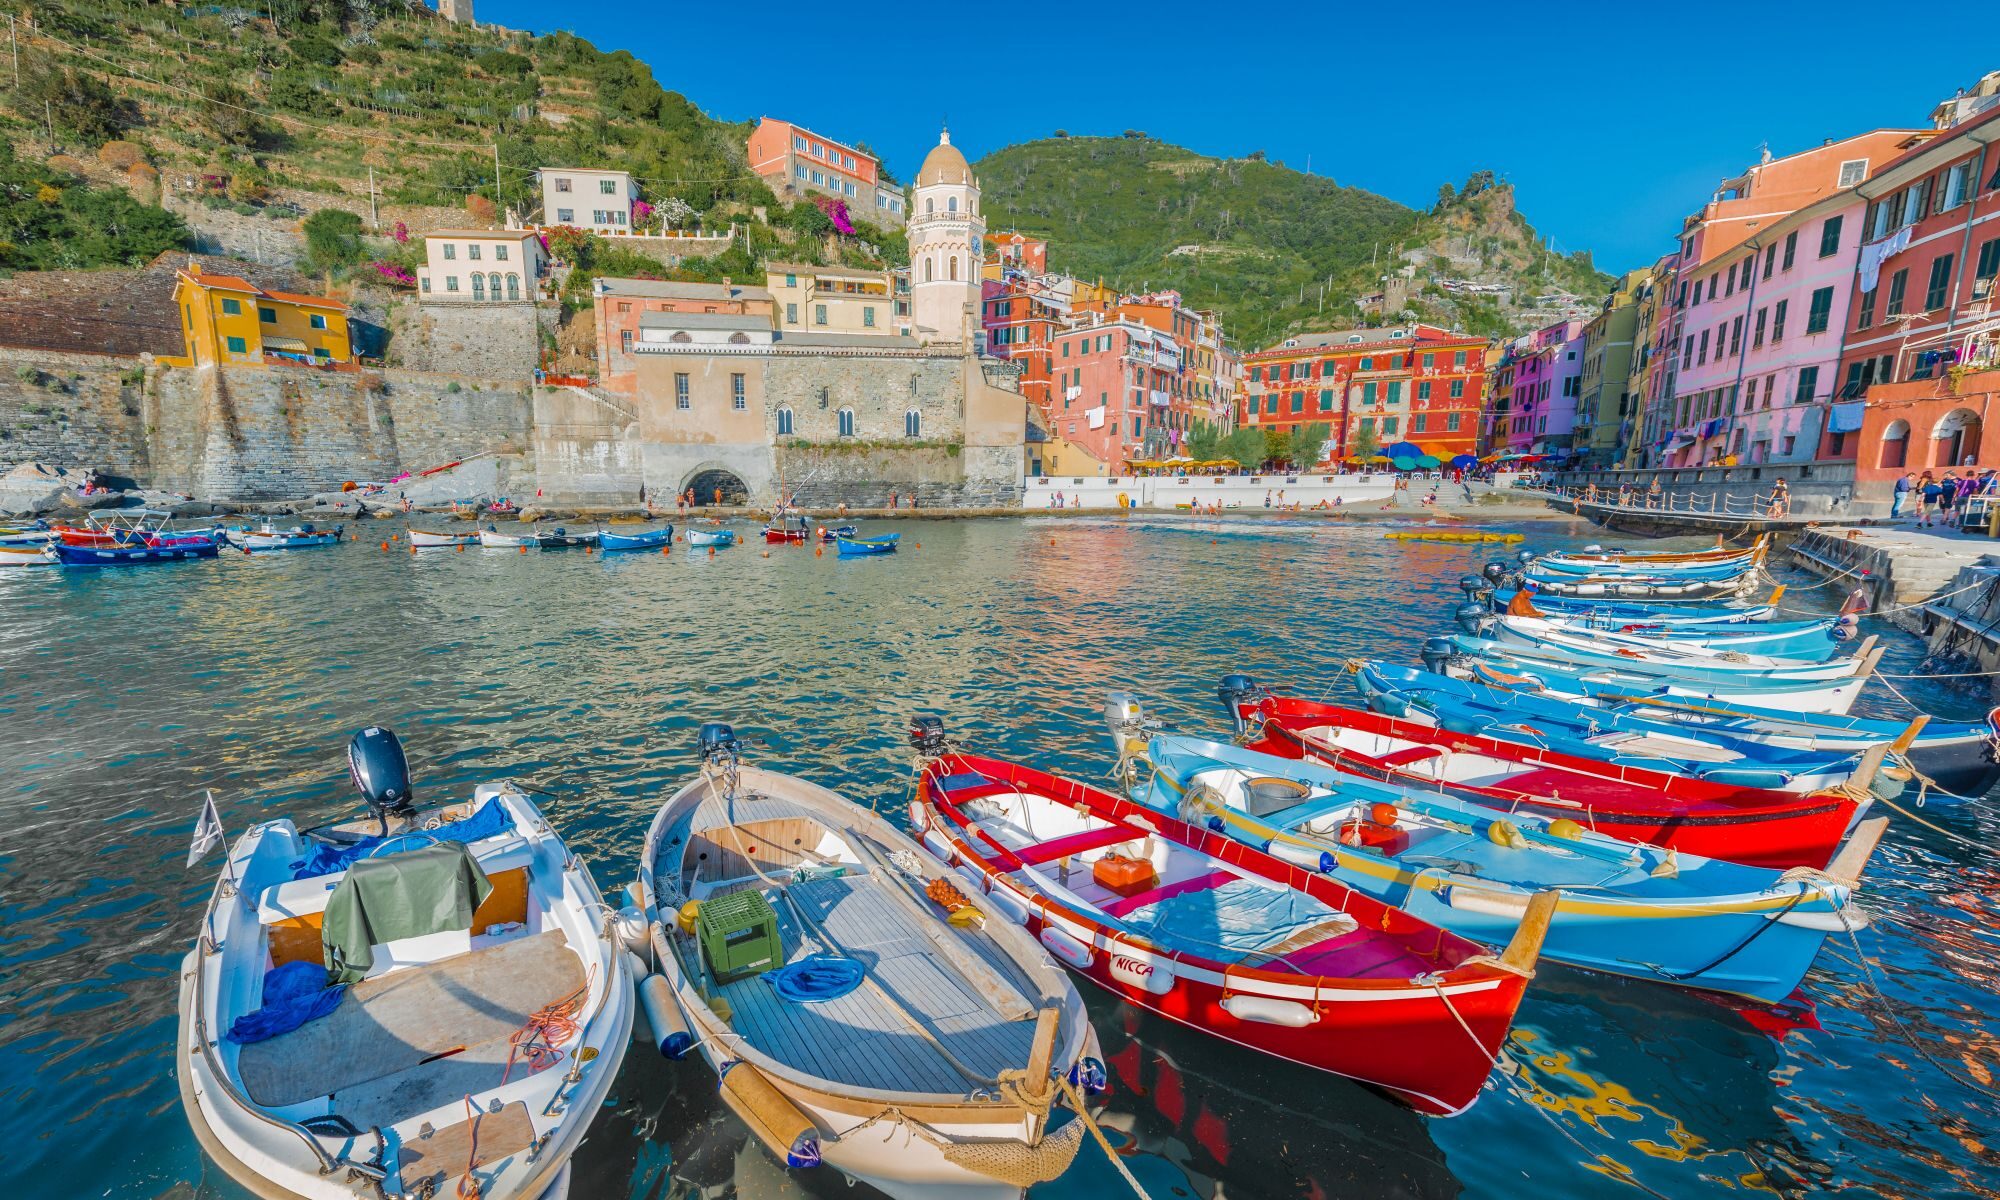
[1009,824,1147,866]
[714,875,1040,1094]
[236,928,582,1119]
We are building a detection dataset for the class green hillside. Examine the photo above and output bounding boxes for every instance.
[977,135,1612,347]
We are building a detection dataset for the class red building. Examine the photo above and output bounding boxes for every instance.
[1041,318,1184,471]
[1240,325,1488,462]
[981,276,1063,412]
[1830,102,2000,468]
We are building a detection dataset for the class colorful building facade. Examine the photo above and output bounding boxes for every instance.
[539,167,638,235]
[766,263,905,339]
[1573,269,1650,467]
[1244,325,1487,462]
[417,229,547,304]
[592,278,776,394]
[1483,320,1585,456]
[747,117,906,227]
[163,266,350,369]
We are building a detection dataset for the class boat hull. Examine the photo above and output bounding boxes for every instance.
[683,529,735,548]
[49,539,221,565]
[600,528,672,551]
[407,530,477,547]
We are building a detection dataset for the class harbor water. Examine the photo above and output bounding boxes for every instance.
[2,515,1995,1198]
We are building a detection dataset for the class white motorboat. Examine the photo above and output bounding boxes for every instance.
[478,527,539,549]
[227,521,344,551]
[635,724,1100,1200]
[177,727,632,1200]
[406,529,479,548]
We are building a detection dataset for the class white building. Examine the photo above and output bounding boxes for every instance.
[417,229,547,302]
[540,167,638,234]
[907,129,984,347]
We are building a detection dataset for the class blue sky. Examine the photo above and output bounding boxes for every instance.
[476,1,1993,273]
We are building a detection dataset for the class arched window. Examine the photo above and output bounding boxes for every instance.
[947,195,958,213]
[923,258,934,283]
[905,409,921,438]
[728,331,750,344]
[470,273,485,299]
[776,407,793,435]
[670,330,692,343]
[949,256,958,281]
[926,197,935,214]
[837,407,855,437]
[505,273,520,300]
[488,273,501,299]
[1881,419,1909,469]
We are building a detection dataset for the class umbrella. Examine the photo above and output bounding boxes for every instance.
[1385,441,1423,459]
[1419,442,1454,458]
[1369,454,1391,464]
[1391,455,1418,471]
[1450,454,1479,468]
[1416,455,1442,468]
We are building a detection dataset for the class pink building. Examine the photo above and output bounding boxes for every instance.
[1489,320,1585,455]
[1044,318,1175,471]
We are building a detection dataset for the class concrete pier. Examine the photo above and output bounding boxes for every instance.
[1788,526,2000,630]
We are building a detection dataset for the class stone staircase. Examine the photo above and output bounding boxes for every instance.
[560,383,637,425]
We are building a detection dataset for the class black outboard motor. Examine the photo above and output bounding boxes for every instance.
[697,721,741,767]
[1453,602,1491,635]
[1515,548,1536,565]
[348,726,414,835]
[907,714,948,759]
[1419,636,1457,676]
[1457,574,1487,597]
[1216,674,1262,735]
[1482,560,1511,583]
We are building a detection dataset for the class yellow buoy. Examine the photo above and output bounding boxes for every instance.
[676,900,701,934]
[1545,818,1584,840]
[1486,819,1528,849]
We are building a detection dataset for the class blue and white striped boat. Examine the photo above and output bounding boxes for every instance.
[600,526,673,551]
[1106,704,1883,1005]
[226,520,343,551]
[1425,634,1883,714]
[683,527,734,548]
[1490,611,1849,663]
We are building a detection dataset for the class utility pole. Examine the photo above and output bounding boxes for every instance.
[368,165,378,230]
[492,142,503,217]
[10,14,20,89]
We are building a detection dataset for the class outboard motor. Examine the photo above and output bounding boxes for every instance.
[697,721,741,767]
[906,714,949,759]
[347,726,414,835]
[1104,692,1148,762]
[1457,574,1488,598]
[1453,602,1491,635]
[1515,548,1536,565]
[1482,560,1511,583]
[1216,674,1262,736]
[1419,636,1457,676]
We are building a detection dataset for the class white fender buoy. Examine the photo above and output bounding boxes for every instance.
[1438,883,1531,920]
[920,829,957,865]
[622,880,647,914]
[954,861,985,893]
[614,905,650,956]
[638,973,694,1059]
[1221,994,1319,1028]
[1107,948,1175,995]
[981,882,1031,926]
[1039,923,1094,969]
[1264,839,1335,874]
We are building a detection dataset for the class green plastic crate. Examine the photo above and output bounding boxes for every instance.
[697,889,782,984]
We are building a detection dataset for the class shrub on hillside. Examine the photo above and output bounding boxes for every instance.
[475,49,533,77]
[18,55,134,144]
[44,155,87,177]
[465,194,497,224]
[0,142,185,270]
[97,141,147,171]
[302,208,365,270]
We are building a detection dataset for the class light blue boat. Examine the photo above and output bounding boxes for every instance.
[1476,586,1780,626]
[835,533,899,557]
[1350,661,1866,793]
[1485,611,1849,662]
[1105,704,1883,1004]
[599,526,673,551]
[684,527,735,548]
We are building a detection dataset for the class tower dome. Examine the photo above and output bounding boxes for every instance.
[919,130,973,187]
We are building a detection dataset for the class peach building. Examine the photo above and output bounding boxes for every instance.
[592,278,775,394]
[747,117,906,227]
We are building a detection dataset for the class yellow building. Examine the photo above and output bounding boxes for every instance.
[764,262,906,338]
[163,266,352,368]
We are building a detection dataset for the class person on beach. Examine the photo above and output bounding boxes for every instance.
[1918,471,1940,526]
[1892,473,1913,520]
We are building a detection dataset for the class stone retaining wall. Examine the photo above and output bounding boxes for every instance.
[1543,462,1860,516]
[0,347,149,477]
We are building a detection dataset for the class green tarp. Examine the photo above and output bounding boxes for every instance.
[321,841,493,985]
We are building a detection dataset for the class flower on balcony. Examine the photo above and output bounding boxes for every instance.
[631,199,655,230]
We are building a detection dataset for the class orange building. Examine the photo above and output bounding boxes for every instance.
[747,117,906,226]
[592,277,775,394]
[1241,324,1488,462]
[984,232,1048,277]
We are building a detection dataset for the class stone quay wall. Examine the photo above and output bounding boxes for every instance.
[0,347,151,478]
[1541,462,1863,517]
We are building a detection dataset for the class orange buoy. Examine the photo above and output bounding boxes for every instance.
[663,545,670,555]
[1368,802,1399,827]
[708,546,715,557]
[585,544,593,555]
[913,542,920,549]
[456,543,464,552]
[381,541,389,551]
[761,550,770,558]
[815,545,822,557]
[519,544,527,554]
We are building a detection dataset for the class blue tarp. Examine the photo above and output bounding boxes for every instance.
[1118,879,1337,958]
[290,796,513,880]
[225,960,347,1044]
[1827,402,1867,434]
[767,954,865,1003]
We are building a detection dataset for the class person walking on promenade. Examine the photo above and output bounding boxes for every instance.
[1918,471,1940,526]
[1892,472,1913,520]
[1767,478,1790,519]
[1939,471,1961,527]
[1647,477,1662,509]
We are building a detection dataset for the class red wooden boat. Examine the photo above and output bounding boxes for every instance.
[911,736,1555,1117]
[1226,686,1868,870]
[762,511,810,543]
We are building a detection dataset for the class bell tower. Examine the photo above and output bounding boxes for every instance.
[906,128,985,346]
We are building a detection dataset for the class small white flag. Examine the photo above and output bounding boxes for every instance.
[188,790,224,868]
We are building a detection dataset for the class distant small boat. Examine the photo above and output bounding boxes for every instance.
[476,527,538,549]
[47,517,222,566]
[227,521,343,552]
[683,527,734,548]
[0,543,52,567]
[0,522,52,545]
[835,533,899,557]
[763,512,811,544]
[600,526,673,551]
[815,524,857,542]
[406,529,478,548]
[535,527,599,549]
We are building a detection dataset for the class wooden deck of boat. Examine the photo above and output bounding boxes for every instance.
[715,875,1039,1094]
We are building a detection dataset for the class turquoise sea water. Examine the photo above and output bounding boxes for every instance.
[2,514,1996,1199]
